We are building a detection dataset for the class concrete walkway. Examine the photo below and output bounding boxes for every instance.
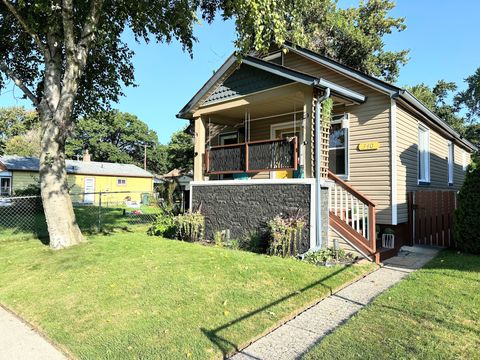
[0,306,67,360]
[231,246,440,360]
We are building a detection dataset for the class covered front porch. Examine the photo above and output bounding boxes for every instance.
[193,84,359,182]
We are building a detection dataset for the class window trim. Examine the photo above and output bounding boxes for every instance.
[417,123,430,184]
[116,178,127,186]
[447,141,454,185]
[329,113,349,179]
[218,132,238,145]
[0,176,12,196]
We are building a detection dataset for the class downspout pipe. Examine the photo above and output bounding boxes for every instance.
[314,87,330,249]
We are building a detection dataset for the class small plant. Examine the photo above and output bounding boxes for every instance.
[267,212,305,257]
[148,209,176,238]
[304,247,354,266]
[227,238,240,250]
[175,211,204,242]
[213,231,224,247]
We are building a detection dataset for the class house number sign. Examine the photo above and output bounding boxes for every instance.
[358,141,380,151]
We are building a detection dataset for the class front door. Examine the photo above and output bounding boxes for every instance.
[274,128,300,179]
[84,177,95,203]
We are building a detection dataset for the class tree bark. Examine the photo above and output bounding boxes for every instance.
[39,110,83,249]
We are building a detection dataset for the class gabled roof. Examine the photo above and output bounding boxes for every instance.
[282,42,476,152]
[177,42,477,152]
[0,156,153,178]
[177,54,366,119]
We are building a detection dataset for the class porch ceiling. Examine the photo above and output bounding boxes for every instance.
[200,85,352,126]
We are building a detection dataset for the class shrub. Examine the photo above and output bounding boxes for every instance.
[148,209,176,238]
[303,247,355,265]
[241,231,269,254]
[175,211,204,242]
[267,213,305,257]
[454,166,480,254]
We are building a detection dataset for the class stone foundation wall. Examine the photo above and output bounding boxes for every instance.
[191,181,329,253]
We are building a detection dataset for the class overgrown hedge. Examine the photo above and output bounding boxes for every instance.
[454,165,480,254]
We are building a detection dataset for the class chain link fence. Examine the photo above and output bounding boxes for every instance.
[0,191,163,240]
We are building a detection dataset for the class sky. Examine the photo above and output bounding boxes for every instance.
[1,0,479,144]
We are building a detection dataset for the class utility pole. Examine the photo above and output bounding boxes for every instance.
[144,144,147,170]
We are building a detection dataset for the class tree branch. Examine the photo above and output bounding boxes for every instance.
[61,0,76,64]
[0,62,39,106]
[1,0,50,61]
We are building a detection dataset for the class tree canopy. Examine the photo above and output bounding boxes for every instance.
[303,0,409,83]
[408,69,480,149]
[0,106,38,154]
[65,110,168,174]
[407,80,465,135]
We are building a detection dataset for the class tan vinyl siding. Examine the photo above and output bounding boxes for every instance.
[284,52,392,224]
[396,106,468,223]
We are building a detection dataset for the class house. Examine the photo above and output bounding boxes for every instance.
[0,152,154,204]
[162,168,193,212]
[177,42,477,262]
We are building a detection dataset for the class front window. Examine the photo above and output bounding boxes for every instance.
[448,141,454,185]
[0,177,12,196]
[117,178,126,186]
[329,114,348,177]
[418,124,430,183]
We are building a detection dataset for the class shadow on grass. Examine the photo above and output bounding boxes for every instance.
[201,265,350,358]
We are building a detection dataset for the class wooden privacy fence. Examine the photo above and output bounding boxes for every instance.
[408,190,457,247]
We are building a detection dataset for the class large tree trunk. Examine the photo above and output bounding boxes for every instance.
[39,112,83,249]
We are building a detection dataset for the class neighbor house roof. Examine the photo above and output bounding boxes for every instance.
[0,156,153,178]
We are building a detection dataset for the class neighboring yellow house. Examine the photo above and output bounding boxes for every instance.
[0,155,153,205]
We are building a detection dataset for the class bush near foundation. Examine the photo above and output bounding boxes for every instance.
[454,165,480,254]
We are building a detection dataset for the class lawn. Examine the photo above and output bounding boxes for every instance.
[304,250,480,360]
[0,203,159,240]
[0,232,375,359]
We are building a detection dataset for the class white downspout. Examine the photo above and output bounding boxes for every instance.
[315,88,330,249]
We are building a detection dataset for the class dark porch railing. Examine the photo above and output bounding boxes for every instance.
[206,137,298,175]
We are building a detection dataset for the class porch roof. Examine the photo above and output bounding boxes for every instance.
[177,54,366,120]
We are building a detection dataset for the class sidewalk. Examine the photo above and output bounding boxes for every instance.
[0,305,67,360]
[231,246,440,360]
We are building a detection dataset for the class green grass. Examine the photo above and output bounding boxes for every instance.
[304,250,480,360]
[0,233,375,359]
[0,205,159,241]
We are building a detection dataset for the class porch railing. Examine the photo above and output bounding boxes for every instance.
[328,171,376,253]
[206,137,298,175]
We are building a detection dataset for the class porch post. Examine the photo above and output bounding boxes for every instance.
[194,116,206,182]
[303,90,314,178]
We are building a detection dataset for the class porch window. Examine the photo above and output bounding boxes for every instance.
[447,141,453,185]
[329,114,349,177]
[418,124,430,184]
[0,177,12,196]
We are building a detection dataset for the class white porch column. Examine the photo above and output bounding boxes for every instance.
[304,90,314,178]
[193,116,206,182]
